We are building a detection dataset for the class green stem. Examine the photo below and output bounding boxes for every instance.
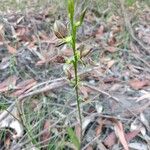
[71,14,82,146]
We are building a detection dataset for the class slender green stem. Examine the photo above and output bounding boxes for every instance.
[70,9,82,146]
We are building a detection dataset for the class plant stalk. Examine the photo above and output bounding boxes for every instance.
[70,12,82,145]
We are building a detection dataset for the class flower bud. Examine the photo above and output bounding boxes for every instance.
[53,20,67,39]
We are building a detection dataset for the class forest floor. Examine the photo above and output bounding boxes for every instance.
[0,0,150,149]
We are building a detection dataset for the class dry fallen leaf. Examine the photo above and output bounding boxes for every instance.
[103,131,116,148]
[109,83,122,91]
[129,79,150,90]
[7,45,17,54]
[95,25,105,39]
[4,135,11,150]
[15,26,31,41]
[105,46,117,53]
[0,76,17,93]
[85,145,93,150]
[125,130,140,142]
[97,141,108,150]
[95,118,104,136]
[79,85,90,100]
[11,79,37,97]
[114,120,129,150]
[107,60,116,69]
[103,130,140,148]
[40,119,51,145]
[60,46,73,57]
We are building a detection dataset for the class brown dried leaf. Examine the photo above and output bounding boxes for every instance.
[85,145,93,150]
[95,118,104,136]
[39,32,49,40]
[103,130,140,148]
[16,79,36,89]
[52,55,65,63]
[129,79,150,90]
[0,76,17,93]
[5,138,11,149]
[107,32,116,46]
[40,120,51,145]
[97,142,108,150]
[109,83,122,91]
[107,60,115,69]
[125,130,140,142]
[95,25,105,39]
[35,59,47,66]
[103,77,119,84]
[79,86,91,100]
[103,131,116,148]
[105,46,117,53]
[114,121,129,150]
[80,48,92,58]
[60,47,73,57]
[7,45,17,54]
[112,25,122,34]
[11,79,37,97]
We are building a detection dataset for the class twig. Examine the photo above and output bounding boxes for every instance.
[19,66,102,99]
[18,80,67,100]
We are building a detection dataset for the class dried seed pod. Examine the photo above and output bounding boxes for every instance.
[53,20,67,39]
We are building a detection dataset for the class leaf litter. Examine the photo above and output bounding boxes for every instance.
[0,0,150,149]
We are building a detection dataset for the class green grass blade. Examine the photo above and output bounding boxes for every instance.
[67,127,80,150]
